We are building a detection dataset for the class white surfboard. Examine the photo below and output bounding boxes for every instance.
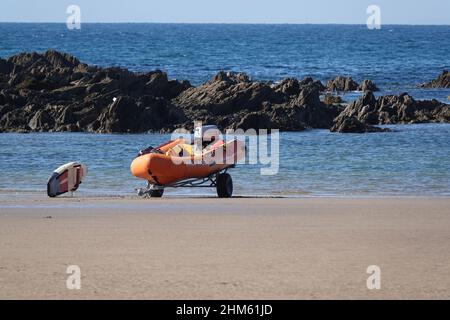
[47,162,87,197]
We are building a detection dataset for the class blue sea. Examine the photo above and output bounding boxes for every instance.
[0,24,449,197]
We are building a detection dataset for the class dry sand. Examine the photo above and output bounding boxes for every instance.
[1,196,450,299]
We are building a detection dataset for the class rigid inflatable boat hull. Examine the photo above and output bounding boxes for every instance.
[130,139,245,186]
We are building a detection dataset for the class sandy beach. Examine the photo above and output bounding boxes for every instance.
[1,196,449,299]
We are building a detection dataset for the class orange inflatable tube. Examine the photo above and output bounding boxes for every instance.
[130,138,246,186]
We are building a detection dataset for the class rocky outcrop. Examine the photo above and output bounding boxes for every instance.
[0,50,191,133]
[322,94,343,105]
[0,58,13,75]
[273,77,326,96]
[28,109,55,131]
[172,71,338,131]
[326,76,359,92]
[173,71,279,116]
[331,116,390,133]
[0,50,448,134]
[358,79,379,92]
[420,70,450,88]
[1,52,336,133]
[326,76,379,92]
[331,91,450,132]
[97,96,185,133]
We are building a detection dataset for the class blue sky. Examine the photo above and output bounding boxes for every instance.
[1,0,449,24]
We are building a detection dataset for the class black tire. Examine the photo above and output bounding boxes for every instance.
[216,173,233,198]
[149,189,164,198]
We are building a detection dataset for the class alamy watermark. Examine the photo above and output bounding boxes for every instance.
[66,265,81,290]
[366,265,381,290]
[167,122,280,176]
[367,5,381,30]
[66,5,81,30]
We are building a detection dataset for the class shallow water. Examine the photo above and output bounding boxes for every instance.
[1,124,449,197]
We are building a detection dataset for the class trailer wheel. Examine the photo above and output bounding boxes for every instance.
[149,189,164,198]
[217,173,233,198]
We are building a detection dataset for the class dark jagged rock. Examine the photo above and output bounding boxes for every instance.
[173,71,337,131]
[0,58,13,74]
[322,94,343,105]
[0,50,448,134]
[336,91,379,124]
[235,112,276,131]
[327,76,379,92]
[0,50,190,133]
[300,77,327,92]
[273,77,326,96]
[42,50,82,69]
[0,107,32,131]
[326,76,359,92]
[332,91,450,131]
[273,78,303,96]
[358,79,379,92]
[173,71,281,116]
[420,70,450,88]
[7,50,87,74]
[28,109,55,131]
[331,116,390,133]
[288,85,344,129]
[97,96,186,133]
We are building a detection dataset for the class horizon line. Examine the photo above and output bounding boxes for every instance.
[0,21,450,26]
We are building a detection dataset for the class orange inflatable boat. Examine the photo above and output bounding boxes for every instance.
[130,136,246,198]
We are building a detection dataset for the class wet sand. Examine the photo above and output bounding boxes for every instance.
[1,196,450,299]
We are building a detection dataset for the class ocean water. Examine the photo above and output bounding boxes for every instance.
[1,124,449,197]
[1,24,450,198]
[0,23,450,101]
